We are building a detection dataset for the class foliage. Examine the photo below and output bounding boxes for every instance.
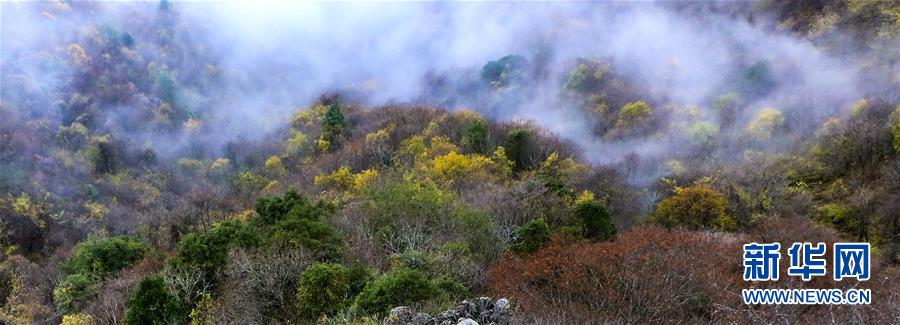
[315,166,355,191]
[745,107,785,139]
[295,262,368,319]
[512,218,550,254]
[170,220,260,279]
[320,104,349,151]
[61,313,94,325]
[687,121,718,148]
[263,156,287,177]
[63,236,149,278]
[564,59,608,93]
[652,185,735,231]
[489,228,740,323]
[462,117,488,153]
[616,101,652,129]
[53,274,94,314]
[505,128,532,172]
[353,268,436,315]
[481,55,526,88]
[574,200,616,241]
[431,151,492,182]
[124,276,187,325]
[737,60,776,97]
[254,190,343,259]
[285,130,308,156]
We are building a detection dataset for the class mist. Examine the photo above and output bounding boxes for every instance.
[1,1,881,173]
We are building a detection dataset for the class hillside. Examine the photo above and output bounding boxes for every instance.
[1,1,899,324]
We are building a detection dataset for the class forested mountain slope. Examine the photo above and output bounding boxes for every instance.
[1,1,898,324]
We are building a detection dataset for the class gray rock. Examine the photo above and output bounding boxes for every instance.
[457,318,479,325]
[385,297,511,325]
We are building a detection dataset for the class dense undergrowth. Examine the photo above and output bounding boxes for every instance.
[2,1,899,324]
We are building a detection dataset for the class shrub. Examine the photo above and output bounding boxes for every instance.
[713,93,739,126]
[512,218,551,254]
[480,55,526,88]
[87,136,121,174]
[488,228,740,324]
[652,185,735,231]
[296,263,359,319]
[254,190,343,259]
[124,276,186,325]
[505,128,532,172]
[320,104,349,150]
[57,122,89,149]
[61,313,94,325]
[63,236,149,278]
[268,215,343,260]
[353,268,435,315]
[616,101,652,129]
[315,166,355,191]
[170,220,260,278]
[745,107,784,139]
[737,60,776,98]
[285,130,308,156]
[574,200,616,241]
[234,172,269,193]
[431,151,491,182]
[564,59,608,93]
[263,156,287,177]
[53,274,94,314]
[687,121,718,148]
[462,118,488,153]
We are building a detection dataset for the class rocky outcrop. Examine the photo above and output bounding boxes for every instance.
[387,297,511,325]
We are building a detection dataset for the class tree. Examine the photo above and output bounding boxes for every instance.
[295,263,361,319]
[53,273,95,314]
[505,128,532,172]
[745,107,784,139]
[462,118,488,153]
[61,314,94,325]
[512,218,551,254]
[564,59,608,93]
[574,200,616,241]
[481,55,526,88]
[652,185,735,231]
[170,220,260,280]
[616,101,652,129]
[736,60,776,98]
[353,268,435,315]
[254,190,343,259]
[64,236,149,278]
[320,104,348,150]
[124,277,186,325]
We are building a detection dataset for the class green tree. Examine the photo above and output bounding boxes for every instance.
[512,218,551,254]
[505,128,531,172]
[617,101,653,129]
[320,104,349,149]
[353,268,435,315]
[295,263,361,319]
[124,277,186,325]
[652,185,736,231]
[480,55,526,88]
[254,190,343,259]
[574,200,616,241]
[64,236,149,278]
[462,118,488,153]
[170,220,260,279]
[53,274,94,314]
